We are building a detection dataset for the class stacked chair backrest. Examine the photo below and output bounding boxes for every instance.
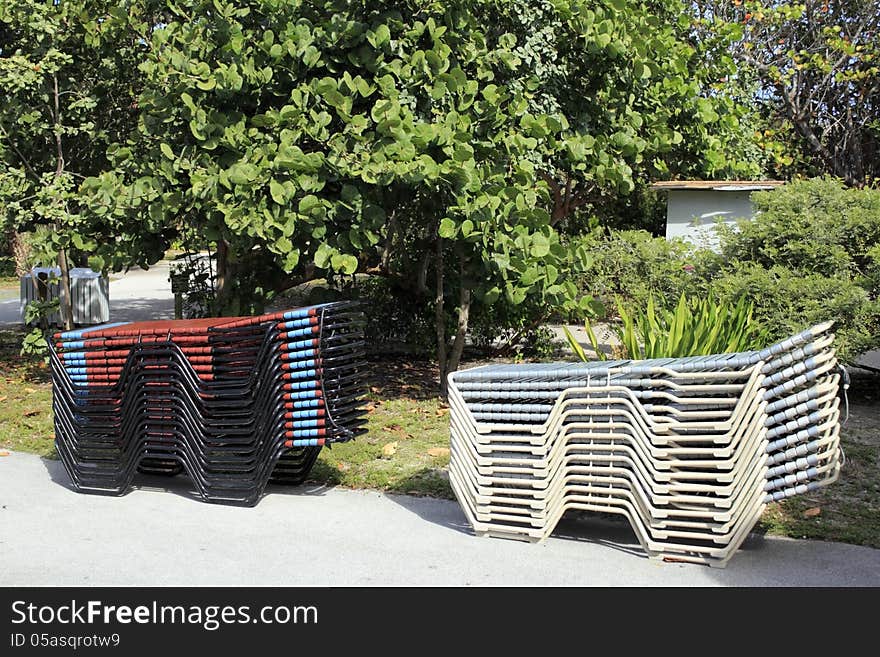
[447,322,843,567]
[50,301,367,506]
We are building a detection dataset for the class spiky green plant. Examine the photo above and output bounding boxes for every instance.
[566,292,766,361]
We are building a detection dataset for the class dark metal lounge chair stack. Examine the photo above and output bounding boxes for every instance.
[49,301,367,505]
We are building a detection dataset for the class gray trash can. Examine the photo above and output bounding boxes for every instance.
[20,266,110,326]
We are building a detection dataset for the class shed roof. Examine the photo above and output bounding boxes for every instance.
[650,180,785,192]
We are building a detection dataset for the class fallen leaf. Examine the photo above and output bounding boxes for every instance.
[427,447,450,458]
[336,462,350,472]
[23,409,40,417]
[382,424,403,433]
[435,408,448,417]
[25,388,36,394]
[381,442,398,457]
[0,396,6,403]
[364,403,376,413]
[803,507,822,518]
[0,451,9,457]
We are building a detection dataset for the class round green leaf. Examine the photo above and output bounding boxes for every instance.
[530,234,550,258]
[438,218,457,238]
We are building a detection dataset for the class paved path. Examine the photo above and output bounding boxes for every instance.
[102,260,175,323]
[0,262,175,327]
[1,451,878,586]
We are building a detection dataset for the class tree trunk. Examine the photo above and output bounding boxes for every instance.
[446,254,471,374]
[56,242,74,331]
[437,252,473,396]
[34,272,48,332]
[215,239,230,315]
[446,282,471,378]
[416,249,430,296]
[51,74,74,331]
[379,208,398,274]
[434,237,448,396]
[11,232,30,276]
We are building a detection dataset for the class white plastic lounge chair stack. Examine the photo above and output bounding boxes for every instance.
[447,322,842,567]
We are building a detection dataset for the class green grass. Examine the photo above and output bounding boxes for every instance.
[0,329,56,458]
[757,403,880,548]
[307,357,453,496]
[309,396,452,498]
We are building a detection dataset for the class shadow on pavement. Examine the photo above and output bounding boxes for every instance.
[384,492,475,537]
[41,454,333,506]
[550,512,651,560]
[109,297,175,323]
[385,491,655,562]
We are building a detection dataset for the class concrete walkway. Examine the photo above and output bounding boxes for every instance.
[1,451,878,586]
[0,262,175,328]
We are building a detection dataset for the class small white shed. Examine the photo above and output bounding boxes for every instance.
[651,180,784,251]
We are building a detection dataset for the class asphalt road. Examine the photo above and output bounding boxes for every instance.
[1,451,878,587]
[0,261,175,328]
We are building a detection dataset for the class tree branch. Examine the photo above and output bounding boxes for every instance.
[0,122,42,182]
[53,75,65,177]
[378,207,398,274]
[435,236,448,396]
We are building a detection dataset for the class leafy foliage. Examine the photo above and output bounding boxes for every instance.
[0,0,167,272]
[565,292,764,361]
[19,326,49,358]
[1,0,170,333]
[617,291,764,359]
[1,0,777,387]
[693,1,880,186]
[720,177,880,277]
[572,228,716,310]
[572,179,880,362]
[709,262,877,362]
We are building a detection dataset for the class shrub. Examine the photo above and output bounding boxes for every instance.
[353,276,437,356]
[721,177,880,278]
[572,178,880,362]
[709,263,878,362]
[573,229,716,314]
[468,294,560,358]
[712,178,880,361]
[351,275,559,359]
[620,292,766,359]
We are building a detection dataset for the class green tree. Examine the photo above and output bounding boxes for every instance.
[0,0,167,331]
[101,0,759,391]
[694,1,880,186]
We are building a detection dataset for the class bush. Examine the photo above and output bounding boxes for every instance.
[713,178,880,361]
[468,294,559,358]
[573,229,716,313]
[709,263,878,362]
[353,276,437,356]
[573,179,880,362]
[721,177,880,278]
[565,291,766,361]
